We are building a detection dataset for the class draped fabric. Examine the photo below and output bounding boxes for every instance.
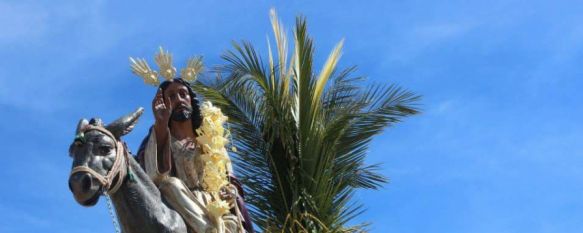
[143,130,246,233]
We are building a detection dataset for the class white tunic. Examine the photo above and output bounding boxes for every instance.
[144,130,243,233]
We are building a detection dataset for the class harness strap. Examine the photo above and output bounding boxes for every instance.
[71,166,109,187]
[70,126,128,195]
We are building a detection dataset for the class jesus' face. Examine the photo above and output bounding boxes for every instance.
[164,82,193,122]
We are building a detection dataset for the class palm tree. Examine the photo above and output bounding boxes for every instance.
[192,10,420,232]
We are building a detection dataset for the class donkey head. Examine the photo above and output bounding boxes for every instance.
[68,107,143,206]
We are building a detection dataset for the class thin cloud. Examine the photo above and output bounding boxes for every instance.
[0,1,131,113]
[383,22,476,64]
[0,2,49,44]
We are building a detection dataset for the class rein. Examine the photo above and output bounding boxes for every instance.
[70,126,128,195]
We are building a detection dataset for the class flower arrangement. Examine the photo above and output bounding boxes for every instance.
[195,101,233,221]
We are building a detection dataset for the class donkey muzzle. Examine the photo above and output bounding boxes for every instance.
[69,172,101,206]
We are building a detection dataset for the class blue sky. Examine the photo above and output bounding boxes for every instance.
[1,0,582,232]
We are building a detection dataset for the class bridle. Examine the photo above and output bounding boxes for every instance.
[69,125,128,195]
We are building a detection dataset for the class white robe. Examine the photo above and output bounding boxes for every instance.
[144,130,243,233]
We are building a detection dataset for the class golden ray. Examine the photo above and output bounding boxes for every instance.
[180,56,204,82]
[129,57,160,86]
[155,46,177,81]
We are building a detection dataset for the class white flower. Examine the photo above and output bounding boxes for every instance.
[196,101,232,196]
[207,200,230,219]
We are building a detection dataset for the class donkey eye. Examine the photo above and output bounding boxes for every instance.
[99,145,112,155]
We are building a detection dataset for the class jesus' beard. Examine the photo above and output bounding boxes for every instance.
[171,106,193,122]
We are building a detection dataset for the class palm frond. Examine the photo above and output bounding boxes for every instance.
[196,9,421,232]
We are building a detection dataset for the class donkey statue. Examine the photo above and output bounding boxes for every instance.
[67,108,189,233]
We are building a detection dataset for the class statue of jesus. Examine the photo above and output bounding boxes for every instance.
[136,78,254,233]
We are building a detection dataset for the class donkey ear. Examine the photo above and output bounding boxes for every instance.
[76,119,89,135]
[106,107,144,139]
